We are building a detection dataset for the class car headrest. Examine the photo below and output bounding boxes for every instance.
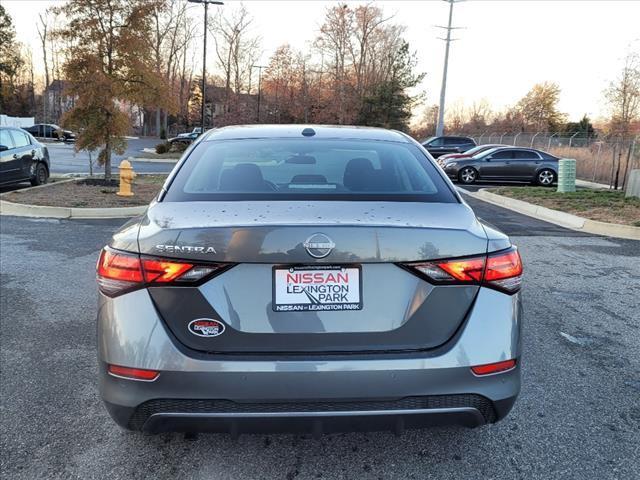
[219,163,266,191]
[343,157,375,191]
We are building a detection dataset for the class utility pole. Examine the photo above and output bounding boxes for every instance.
[435,0,463,137]
[188,0,223,133]
[252,64,265,123]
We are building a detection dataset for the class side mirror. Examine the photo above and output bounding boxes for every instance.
[485,156,492,161]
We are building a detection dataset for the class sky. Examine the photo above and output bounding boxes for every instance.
[4,0,640,123]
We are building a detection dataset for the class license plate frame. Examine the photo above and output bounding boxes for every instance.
[272,265,363,312]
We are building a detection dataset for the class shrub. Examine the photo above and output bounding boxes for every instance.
[155,142,170,154]
[170,141,189,153]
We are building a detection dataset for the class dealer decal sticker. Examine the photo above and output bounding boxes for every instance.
[188,319,226,337]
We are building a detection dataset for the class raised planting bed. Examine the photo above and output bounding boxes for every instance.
[488,187,640,227]
[2,175,167,208]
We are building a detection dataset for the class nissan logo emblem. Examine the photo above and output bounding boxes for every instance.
[303,233,335,259]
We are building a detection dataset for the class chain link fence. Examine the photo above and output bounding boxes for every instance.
[451,131,639,189]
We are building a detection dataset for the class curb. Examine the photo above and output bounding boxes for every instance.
[0,179,148,219]
[0,199,147,219]
[128,156,179,164]
[460,188,640,241]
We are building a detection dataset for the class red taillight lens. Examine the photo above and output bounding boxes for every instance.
[141,258,194,283]
[484,248,523,293]
[97,248,143,282]
[471,359,516,376]
[437,257,485,282]
[96,247,224,297]
[96,249,143,296]
[402,247,523,293]
[108,364,159,381]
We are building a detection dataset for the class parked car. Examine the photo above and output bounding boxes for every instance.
[176,127,202,138]
[437,144,507,166]
[22,124,76,142]
[97,125,523,435]
[421,136,477,158]
[442,146,559,185]
[0,126,50,186]
[168,132,199,146]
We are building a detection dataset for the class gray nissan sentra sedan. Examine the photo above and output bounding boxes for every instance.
[97,125,523,435]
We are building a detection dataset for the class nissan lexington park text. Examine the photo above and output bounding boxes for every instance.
[96,125,523,435]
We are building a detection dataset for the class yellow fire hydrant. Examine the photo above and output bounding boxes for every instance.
[116,160,136,197]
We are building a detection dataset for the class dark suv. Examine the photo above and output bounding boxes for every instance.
[421,136,477,158]
[0,127,50,186]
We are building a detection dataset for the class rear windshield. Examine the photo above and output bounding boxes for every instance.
[163,138,457,203]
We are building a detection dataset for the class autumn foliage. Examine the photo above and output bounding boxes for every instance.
[256,4,423,131]
[56,0,173,179]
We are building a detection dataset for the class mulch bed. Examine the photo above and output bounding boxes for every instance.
[2,175,167,208]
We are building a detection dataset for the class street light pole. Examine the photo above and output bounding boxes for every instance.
[251,64,265,123]
[188,0,223,133]
[435,0,462,137]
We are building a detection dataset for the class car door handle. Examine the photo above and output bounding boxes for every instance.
[13,154,18,159]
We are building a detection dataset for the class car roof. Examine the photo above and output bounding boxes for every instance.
[202,124,412,143]
[477,146,549,155]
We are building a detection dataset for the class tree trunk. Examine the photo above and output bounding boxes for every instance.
[104,137,112,181]
[156,109,161,137]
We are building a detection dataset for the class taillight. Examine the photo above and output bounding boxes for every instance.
[484,248,523,293]
[96,247,227,297]
[401,247,523,294]
[96,249,143,296]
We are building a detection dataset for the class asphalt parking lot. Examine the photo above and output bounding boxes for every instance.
[1,198,639,479]
[45,138,176,175]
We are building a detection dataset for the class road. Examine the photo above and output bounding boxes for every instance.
[1,198,639,479]
[46,138,176,175]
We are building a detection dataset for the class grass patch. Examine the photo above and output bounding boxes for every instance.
[488,187,640,226]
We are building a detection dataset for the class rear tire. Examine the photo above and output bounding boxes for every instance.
[535,169,555,187]
[458,167,478,184]
[30,163,49,186]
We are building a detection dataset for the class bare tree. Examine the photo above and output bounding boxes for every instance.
[349,4,390,98]
[516,82,565,132]
[209,4,261,120]
[37,12,50,120]
[316,4,354,124]
[605,50,640,139]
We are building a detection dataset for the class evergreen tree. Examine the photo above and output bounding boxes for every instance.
[356,42,424,131]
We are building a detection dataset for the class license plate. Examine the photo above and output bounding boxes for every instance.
[272,266,362,312]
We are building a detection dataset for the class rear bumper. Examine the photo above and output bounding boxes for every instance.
[101,364,519,434]
[98,287,522,433]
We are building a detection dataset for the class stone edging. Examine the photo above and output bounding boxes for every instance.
[461,188,640,241]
